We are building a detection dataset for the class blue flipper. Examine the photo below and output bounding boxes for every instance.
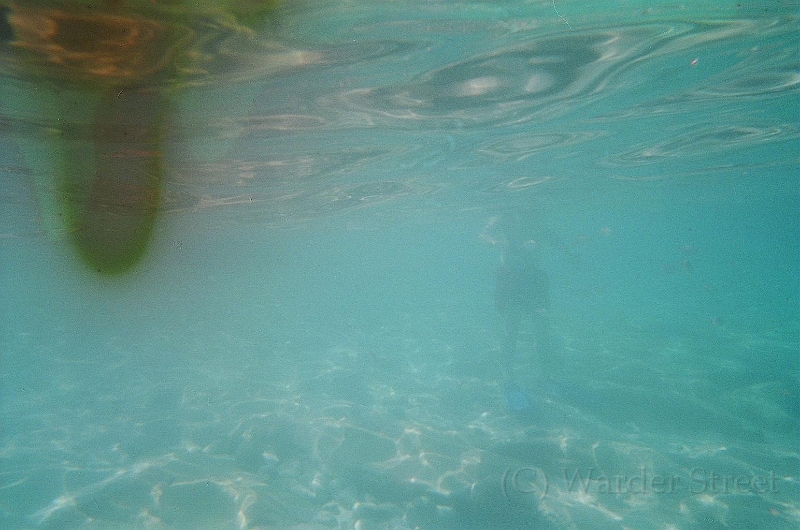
[504,381,533,412]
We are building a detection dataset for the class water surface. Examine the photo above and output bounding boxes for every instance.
[1,1,798,528]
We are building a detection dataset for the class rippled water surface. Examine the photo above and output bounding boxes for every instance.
[1,1,798,529]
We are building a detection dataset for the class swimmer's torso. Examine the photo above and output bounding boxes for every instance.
[500,238,542,272]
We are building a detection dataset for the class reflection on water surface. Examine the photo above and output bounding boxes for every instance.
[0,1,797,529]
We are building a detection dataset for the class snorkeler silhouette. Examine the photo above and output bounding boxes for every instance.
[481,207,571,411]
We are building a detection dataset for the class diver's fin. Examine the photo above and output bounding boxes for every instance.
[504,381,533,413]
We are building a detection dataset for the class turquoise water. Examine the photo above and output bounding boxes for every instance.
[1,1,798,528]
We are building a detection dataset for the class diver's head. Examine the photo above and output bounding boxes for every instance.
[501,205,542,245]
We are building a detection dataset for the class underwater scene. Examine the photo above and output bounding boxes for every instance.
[1,1,798,528]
